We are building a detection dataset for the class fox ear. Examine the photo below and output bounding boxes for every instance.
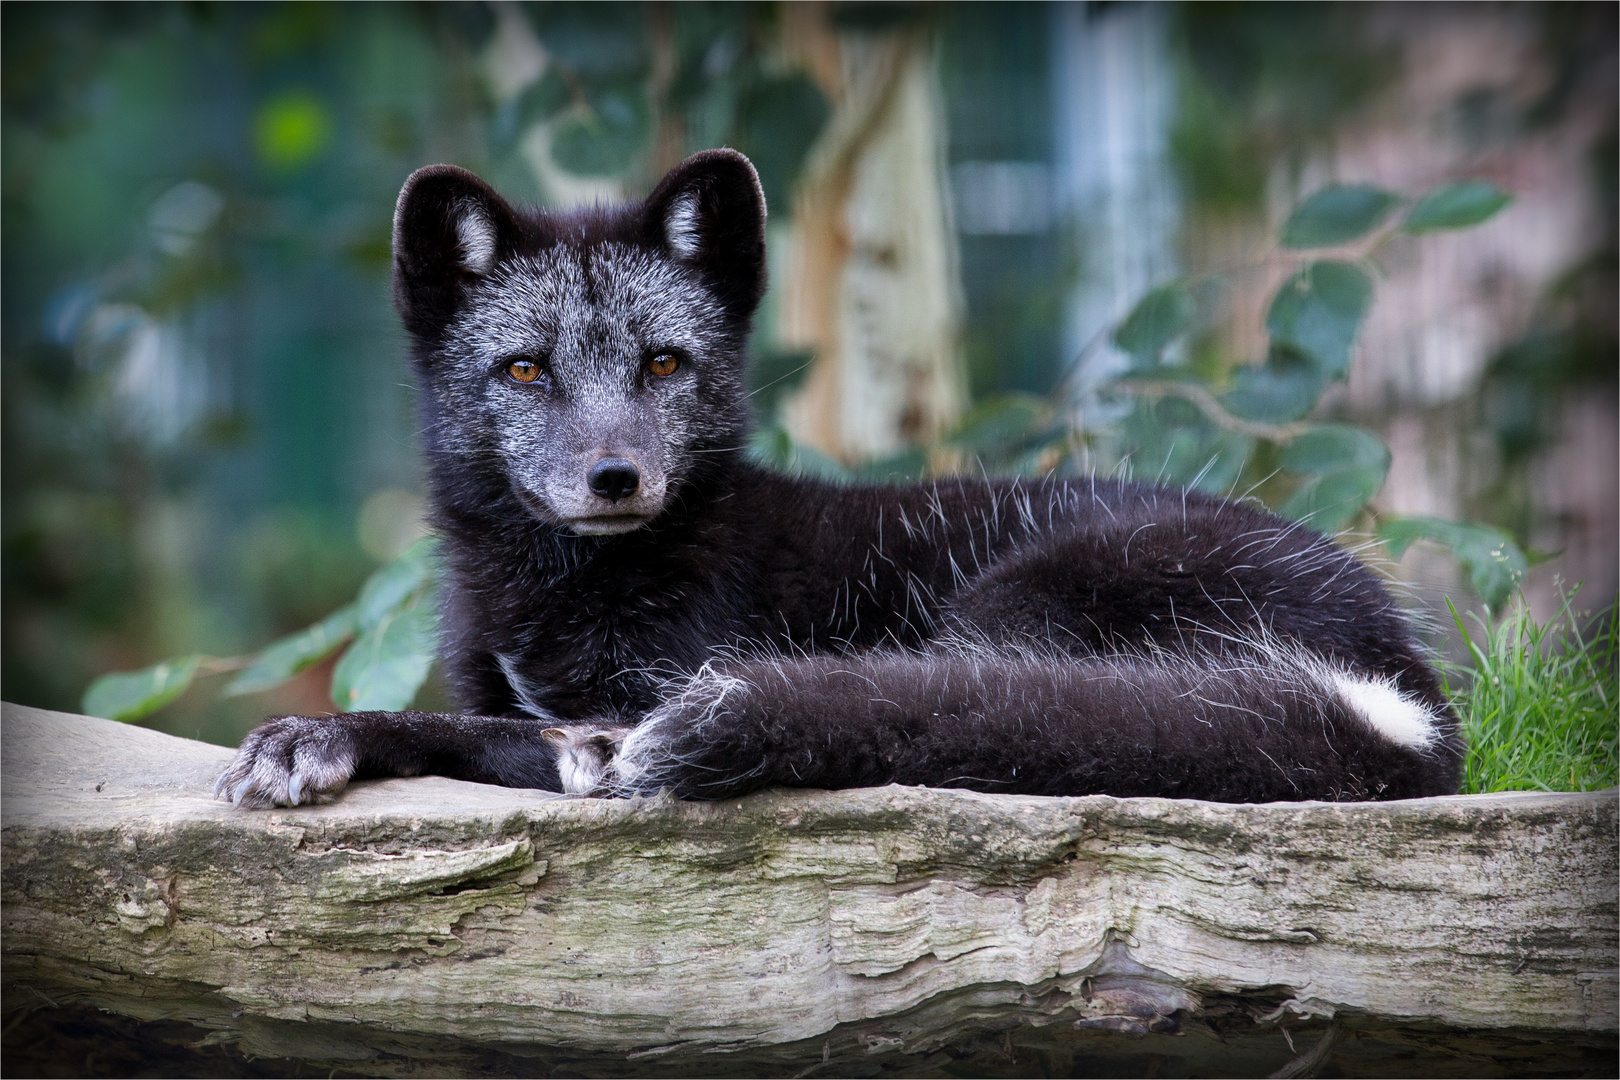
[644,149,767,318]
[392,164,520,338]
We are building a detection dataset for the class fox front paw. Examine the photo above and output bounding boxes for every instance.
[215,715,359,809]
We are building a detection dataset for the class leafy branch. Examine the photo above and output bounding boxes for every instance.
[1097,179,1524,597]
[83,537,440,723]
[795,178,1529,610]
[1114,378,1314,443]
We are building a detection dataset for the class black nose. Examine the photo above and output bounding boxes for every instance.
[587,458,640,501]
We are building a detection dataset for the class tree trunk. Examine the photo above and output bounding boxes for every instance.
[777,23,967,463]
[2,703,1614,1078]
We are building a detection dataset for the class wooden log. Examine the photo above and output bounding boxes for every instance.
[2,702,1615,1077]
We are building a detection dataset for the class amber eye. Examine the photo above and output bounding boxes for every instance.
[647,353,680,378]
[506,359,542,384]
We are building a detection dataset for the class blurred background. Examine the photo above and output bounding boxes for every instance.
[4,1,1615,746]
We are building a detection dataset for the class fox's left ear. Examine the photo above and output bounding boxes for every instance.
[643,149,767,318]
[392,164,521,340]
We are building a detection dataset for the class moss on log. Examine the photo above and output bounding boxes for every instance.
[2,703,1615,1078]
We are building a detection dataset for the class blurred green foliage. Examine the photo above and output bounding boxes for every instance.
[754,176,1524,583]
[1168,3,1398,216]
[3,3,485,740]
[3,1,833,739]
[255,91,334,170]
[1480,70,1617,547]
[1164,2,1617,567]
[1107,180,1525,569]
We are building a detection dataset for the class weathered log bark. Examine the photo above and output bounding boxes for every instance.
[2,702,1615,1078]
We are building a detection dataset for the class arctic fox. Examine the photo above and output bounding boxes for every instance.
[215,149,1461,808]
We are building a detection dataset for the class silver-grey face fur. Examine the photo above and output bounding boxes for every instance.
[431,240,738,534]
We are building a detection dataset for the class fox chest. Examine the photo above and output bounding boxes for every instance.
[483,569,748,719]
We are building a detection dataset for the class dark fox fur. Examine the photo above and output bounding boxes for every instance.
[216,150,1463,809]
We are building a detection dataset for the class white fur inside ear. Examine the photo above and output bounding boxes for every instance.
[455,203,497,274]
[664,191,701,259]
[1331,672,1440,750]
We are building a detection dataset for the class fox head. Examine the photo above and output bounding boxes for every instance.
[392,150,766,535]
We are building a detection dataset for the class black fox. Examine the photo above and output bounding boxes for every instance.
[216,149,1462,808]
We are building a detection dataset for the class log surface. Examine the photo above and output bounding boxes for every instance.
[2,703,1615,1077]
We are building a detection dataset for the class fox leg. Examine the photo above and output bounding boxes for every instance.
[215,711,582,807]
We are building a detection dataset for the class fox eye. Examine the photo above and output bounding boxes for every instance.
[506,359,542,384]
[647,353,680,378]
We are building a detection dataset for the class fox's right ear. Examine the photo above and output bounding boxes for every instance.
[392,165,520,338]
[643,149,768,319]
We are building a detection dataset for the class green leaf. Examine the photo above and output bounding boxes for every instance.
[1265,261,1372,377]
[1276,425,1391,531]
[82,655,203,723]
[1280,466,1386,532]
[685,72,740,152]
[1377,516,1441,561]
[492,69,572,151]
[1451,527,1530,612]
[852,447,929,481]
[356,536,438,631]
[945,394,1047,455]
[1377,517,1529,610]
[1186,433,1256,496]
[550,85,650,177]
[735,73,832,212]
[535,6,649,80]
[1112,283,1195,369]
[223,604,359,698]
[745,425,850,480]
[1151,425,1219,487]
[1403,180,1512,232]
[1223,362,1326,423]
[1281,424,1390,474]
[747,424,796,472]
[747,347,815,422]
[1280,184,1398,248]
[331,588,439,712]
[786,443,851,480]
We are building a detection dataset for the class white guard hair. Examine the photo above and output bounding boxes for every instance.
[496,652,558,721]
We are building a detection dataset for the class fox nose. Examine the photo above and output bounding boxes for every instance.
[587,458,640,501]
